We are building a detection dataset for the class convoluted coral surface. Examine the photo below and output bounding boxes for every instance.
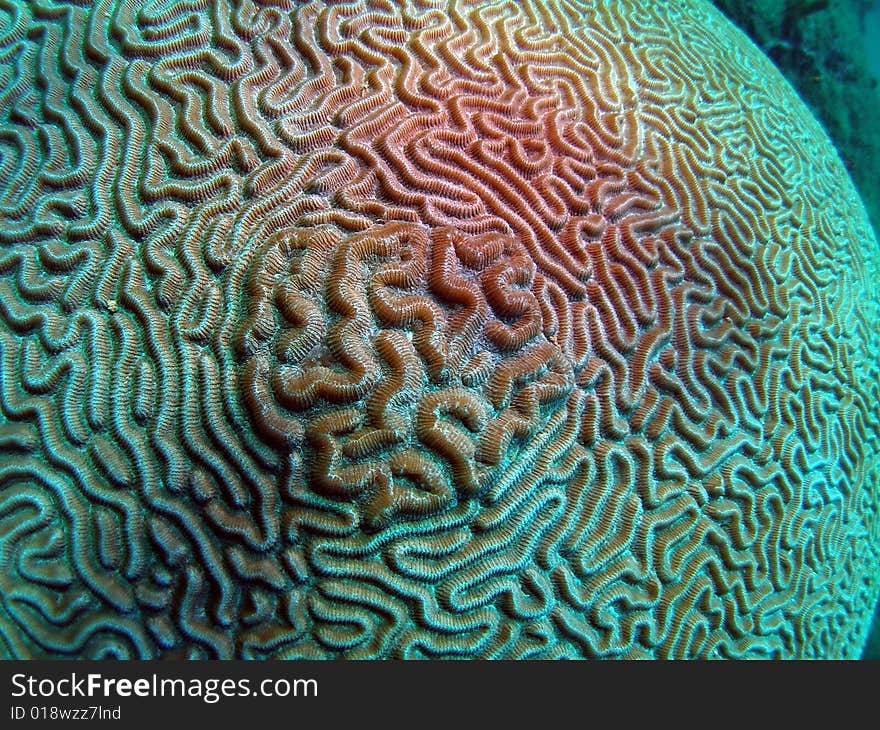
[0,0,878,659]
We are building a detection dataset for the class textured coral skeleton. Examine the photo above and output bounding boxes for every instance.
[0,0,878,659]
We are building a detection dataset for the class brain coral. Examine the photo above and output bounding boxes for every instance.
[0,0,878,660]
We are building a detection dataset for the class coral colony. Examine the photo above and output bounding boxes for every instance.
[0,0,877,659]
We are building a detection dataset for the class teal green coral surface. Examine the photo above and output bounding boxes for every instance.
[710,0,880,238]
[0,0,878,659]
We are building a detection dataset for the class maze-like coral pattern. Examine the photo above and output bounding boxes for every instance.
[0,0,878,659]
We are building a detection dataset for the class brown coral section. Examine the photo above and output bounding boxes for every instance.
[233,222,574,528]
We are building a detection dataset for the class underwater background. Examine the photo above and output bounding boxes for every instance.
[709,0,880,660]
